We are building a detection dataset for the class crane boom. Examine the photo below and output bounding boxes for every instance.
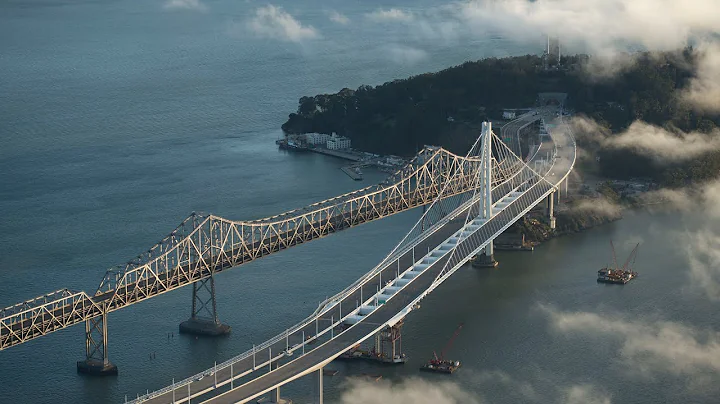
[610,240,619,270]
[440,323,464,361]
[622,243,640,271]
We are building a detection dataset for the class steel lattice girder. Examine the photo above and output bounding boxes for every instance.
[0,140,548,350]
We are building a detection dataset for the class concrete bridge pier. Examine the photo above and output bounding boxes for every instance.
[374,320,405,363]
[547,192,556,230]
[179,274,231,336]
[312,367,324,404]
[472,241,498,268]
[261,362,292,403]
[77,312,118,376]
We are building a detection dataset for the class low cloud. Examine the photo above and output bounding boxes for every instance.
[246,5,319,43]
[456,0,719,54]
[542,304,720,386]
[612,122,720,162]
[571,197,622,217]
[339,374,611,404]
[365,1,719,104]
[367,8,414,23]
[640,177,720,216]
[564,385,612,404]
[681,42,720,113]
[328,10,350,25]
[339,378,480,404]
[383,44,428,65]
[163,0,206,11]
[639,179,720,299]
[686,229,720,301]
[570,117,720,162]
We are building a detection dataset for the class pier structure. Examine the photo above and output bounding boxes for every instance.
[547,191,556,230]
[373,320,405,364]
[179,273,230,336]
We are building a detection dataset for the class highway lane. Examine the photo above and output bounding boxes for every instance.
[501,112,540,157]
[2,177,479,349]
[201,175,558,404]
[132,110,576,404]
[138,204,473,404]
[5,167,520,350]
[199,111,573,404]
[136,173,529,403]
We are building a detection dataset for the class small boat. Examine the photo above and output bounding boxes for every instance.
[597,241,639,284]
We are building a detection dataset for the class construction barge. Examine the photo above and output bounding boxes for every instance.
[420,359,461,374]
[597,241,639,284]
[419,323,463,374]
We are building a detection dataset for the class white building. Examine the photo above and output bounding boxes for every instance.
[503,110,516,119]
[304,133,331,145]
[327,134,351,150]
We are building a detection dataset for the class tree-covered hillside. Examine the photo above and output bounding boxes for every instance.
[282,49,719,186]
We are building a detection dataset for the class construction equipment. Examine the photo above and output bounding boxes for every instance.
[420,323,463,374]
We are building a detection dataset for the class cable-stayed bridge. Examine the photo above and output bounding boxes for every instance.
[124,108,576,404]
[1,109,562,355]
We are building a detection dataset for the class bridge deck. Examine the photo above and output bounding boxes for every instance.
[202,180,556,404]
[131,107,576,404]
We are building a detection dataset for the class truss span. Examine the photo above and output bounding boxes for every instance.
[1,145,519,350]
[130,116,575,404]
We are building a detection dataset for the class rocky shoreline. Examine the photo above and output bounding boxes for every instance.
[502,202,623,247]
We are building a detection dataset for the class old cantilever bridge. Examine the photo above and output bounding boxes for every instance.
[1,110,576,403]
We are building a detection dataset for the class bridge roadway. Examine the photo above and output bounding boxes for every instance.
[201,182,560,403]
[1,170,483,349]
[501,111,540,157]
[208,112,574,403]
[4,168,522,350]
[134,110,575,404]
[1,111,550,351]
[134,184,518,403]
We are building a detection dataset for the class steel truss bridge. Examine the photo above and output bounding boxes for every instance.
[1,118,548,352]
[124,112,575,404]
[0,106,575,403]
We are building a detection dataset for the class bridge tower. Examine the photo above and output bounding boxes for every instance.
[473,122,499,268]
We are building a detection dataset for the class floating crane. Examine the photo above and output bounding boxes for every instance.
[621,243,640,272]
[420,323,464,374]
[597,241,640,284]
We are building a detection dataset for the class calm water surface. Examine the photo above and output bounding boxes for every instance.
[1,1,716,403]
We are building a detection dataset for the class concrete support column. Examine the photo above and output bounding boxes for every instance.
[268,362,281,403]
[313,367,324,404]
[547,192,556,230]
[269,387,281,403]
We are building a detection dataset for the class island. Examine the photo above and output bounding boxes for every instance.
[279,48,720,248]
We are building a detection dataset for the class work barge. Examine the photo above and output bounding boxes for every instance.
[597,241,640,284]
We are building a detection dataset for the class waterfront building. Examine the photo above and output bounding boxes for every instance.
[305,133,332,145]
[327,133,351,150]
